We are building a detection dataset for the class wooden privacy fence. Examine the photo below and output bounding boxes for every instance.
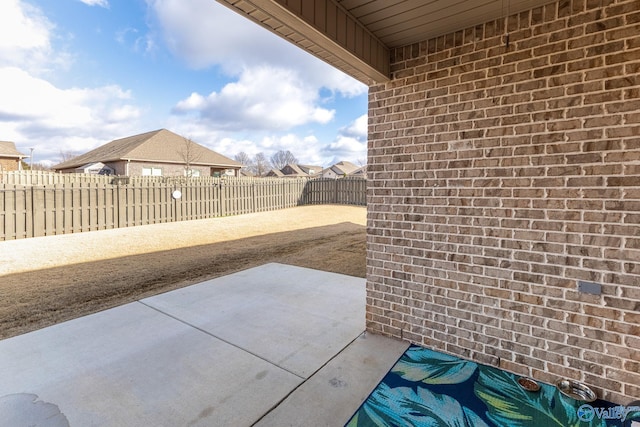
[0,177,366,240]
[302,177,367,206]
[0,170,114,186]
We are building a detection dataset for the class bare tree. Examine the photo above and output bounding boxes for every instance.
[234,152,252,172]
[59,150,76,163]
[232,152,271,176]
[29,162,51,171]
[178,136,202,177]
[252,152,270,176]
[270,150,298,170]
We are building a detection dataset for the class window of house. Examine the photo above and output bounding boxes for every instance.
[142,167,162,176]
[184,169,201,177]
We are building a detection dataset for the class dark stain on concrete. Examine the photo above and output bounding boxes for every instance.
[329,377,348,388]
[0,393,70,427]
[187,405,215,426]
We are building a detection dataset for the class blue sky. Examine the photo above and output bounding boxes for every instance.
[0,0,368,168]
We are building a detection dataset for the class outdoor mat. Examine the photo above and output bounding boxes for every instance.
[346,345,640,427]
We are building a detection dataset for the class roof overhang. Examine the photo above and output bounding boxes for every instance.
[216,0,557,84]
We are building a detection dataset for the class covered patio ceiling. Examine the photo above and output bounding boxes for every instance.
[215,0,557,84]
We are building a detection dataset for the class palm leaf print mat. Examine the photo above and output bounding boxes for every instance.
[346,345,640,427]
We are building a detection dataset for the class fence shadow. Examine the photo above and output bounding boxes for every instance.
[0,222,366,340]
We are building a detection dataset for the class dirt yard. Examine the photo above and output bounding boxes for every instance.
[0,205,366,340]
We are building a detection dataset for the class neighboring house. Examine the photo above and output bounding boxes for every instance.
[267,163,322,178]
[321,161,360,179]
[265,168,285,178]
[267,162,364,179]
[53,129,241,177]
[295,164,321,177]
[350,165,367,178]
[0,141,28,172]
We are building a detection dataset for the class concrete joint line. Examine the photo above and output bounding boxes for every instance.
[136,300,305,379]
[250,331,367,427]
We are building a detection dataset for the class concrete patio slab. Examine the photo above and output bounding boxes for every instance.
[142,263,366,378]
[255,332,409,427]
[0,263,406,426]
[0,301,301,426]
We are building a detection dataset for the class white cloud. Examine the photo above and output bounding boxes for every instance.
[0,67,139,131]
[164,113,367,168]
[78,0,109,7]
[165,98,368,168]
[0,0,145,165]
[319,115,368,164]
[0,0,368,169]
[342,114,368,139]
[146,0,367,167]
[213,134,327,166]
[326,135,366,155]
[173,66,335,131]
[146,0,367,98]
[163,113,325,164]
[0,0,54,72]
[146,0,294,72]
[0,67,142,164]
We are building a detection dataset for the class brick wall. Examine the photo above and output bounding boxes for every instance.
[0,158,21,172]
[366,0,640,403]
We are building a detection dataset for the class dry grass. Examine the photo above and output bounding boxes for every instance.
[0,206,366,339]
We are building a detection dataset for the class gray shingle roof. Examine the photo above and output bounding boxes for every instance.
[330,161,359,175]
[280,163,322,177]
[0,141,27,158]
[266,168,285,177]
[53,129,241,170]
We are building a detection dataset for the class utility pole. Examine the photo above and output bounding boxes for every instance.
[29,148,34,170]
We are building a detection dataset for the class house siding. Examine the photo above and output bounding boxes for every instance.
[324,171,340,179]
[59,161,237,177]
[125,161,210,177]
[367,0,640,403]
